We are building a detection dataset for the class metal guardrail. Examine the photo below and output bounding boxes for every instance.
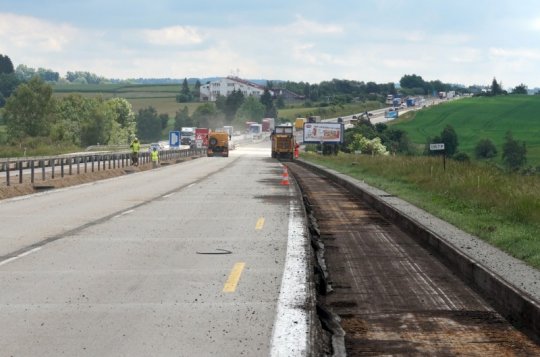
[0,148,205,186]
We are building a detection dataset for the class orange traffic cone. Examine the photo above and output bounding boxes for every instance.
[280,166,289,185]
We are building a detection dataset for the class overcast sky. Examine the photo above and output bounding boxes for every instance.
[1,0,540,88]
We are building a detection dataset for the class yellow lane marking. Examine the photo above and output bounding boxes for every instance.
[255,217,265,230]
[223,262,246,293]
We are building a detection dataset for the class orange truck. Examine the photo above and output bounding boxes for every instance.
[207,131,229,157]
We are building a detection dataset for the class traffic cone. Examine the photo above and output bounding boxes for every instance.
[280,166,289,185]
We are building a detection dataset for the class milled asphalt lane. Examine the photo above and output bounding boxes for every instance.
[0,143,312,356]
[299,160,540,302]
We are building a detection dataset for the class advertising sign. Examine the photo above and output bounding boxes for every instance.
[195,128,209,149]
[303,123,344,144]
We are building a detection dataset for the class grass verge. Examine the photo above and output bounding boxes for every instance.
[301,152,540,269]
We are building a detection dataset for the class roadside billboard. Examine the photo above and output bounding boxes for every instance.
[303,123,344,144]
[195,128,209,148]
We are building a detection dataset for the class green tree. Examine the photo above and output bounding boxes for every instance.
[106,97,136,144]
[159,113,169,130]
[0,54,14,74]
[0,72,20,107]
[191,103,218,128]
[260,89,276,118]
[174,106,192,130]
[502,131,527,171]
[224,89,245,122]
[491,77,503,95]
[511,83,528,95]
[176,78,193,103]
[192,79,201,100]
[236,96,265,121]
[474,138,497,159]
[15,64,36,81]
[136,106,162,142]
[440,125,459,156]
[4,77,55,140]
[400,74,426,93]
[80,98,114,146]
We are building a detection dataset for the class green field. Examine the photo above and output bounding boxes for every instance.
[52,83,191,118]
[390,95,540,165]
[301,152,540,269]
[278,101,383,122]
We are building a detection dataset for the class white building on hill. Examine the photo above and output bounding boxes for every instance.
[200,76,267,101]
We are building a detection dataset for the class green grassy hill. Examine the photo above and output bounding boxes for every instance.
[390,95,540,166]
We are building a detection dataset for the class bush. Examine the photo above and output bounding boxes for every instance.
[475,138,498,159]
[453,152,470,162]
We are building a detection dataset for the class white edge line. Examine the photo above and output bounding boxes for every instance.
[0,257,18,266]
[0,246,43,266]
[113,209,135,219]
[17,247,42,258]
[269,184,309,357]
[163,193,175,198]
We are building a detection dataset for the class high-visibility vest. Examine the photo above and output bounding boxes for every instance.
[131,141,140,153]
[151,150,159,162]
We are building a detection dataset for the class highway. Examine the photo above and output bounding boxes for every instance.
[0,142,312,356]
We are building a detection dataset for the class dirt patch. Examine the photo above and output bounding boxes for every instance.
[0,158,191,201]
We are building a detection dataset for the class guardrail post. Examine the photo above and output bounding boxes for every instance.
[6,159,10,186]
[108,155,111,170]
[69,157,73,175]
[77,156,80,175]
[18,160,23,184]
[31,160,35,183]
[41,160,45,181]
[51,158,55,179]
[91,155,94,172]
[84,156,87,173]
[60,158,64,178]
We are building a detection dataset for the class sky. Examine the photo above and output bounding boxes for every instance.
[1,0,540,89]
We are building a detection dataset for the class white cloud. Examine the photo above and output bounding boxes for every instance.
[282,15,344,36]
[531,17,540,31]
[0,12,79,52]
[140,26,203,46]
[489,47,540,60]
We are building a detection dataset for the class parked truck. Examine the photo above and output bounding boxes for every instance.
[262,118,275,132]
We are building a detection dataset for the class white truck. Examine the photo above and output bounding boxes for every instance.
[181,127,196,147]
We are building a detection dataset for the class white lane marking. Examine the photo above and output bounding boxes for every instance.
[17,247,42,258]
[0,257,18,266]
[0,247,42,266]
[113,209,135,219]
[163,193,175,198]
[188,183,195,188]
[270,184,309,357]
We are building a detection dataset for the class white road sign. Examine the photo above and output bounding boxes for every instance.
[430,143,445,151]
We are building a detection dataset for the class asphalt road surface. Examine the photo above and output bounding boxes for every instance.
[0,141,310,356]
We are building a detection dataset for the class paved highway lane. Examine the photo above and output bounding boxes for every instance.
[0,143,311,356]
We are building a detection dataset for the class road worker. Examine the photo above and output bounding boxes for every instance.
[130,137,140,166]
[294,142,300,158]
[151,147,159,168]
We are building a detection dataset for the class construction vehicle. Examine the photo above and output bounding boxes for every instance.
[271,125,296,160]
[207,131,229,157]
[294,118,306,130]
